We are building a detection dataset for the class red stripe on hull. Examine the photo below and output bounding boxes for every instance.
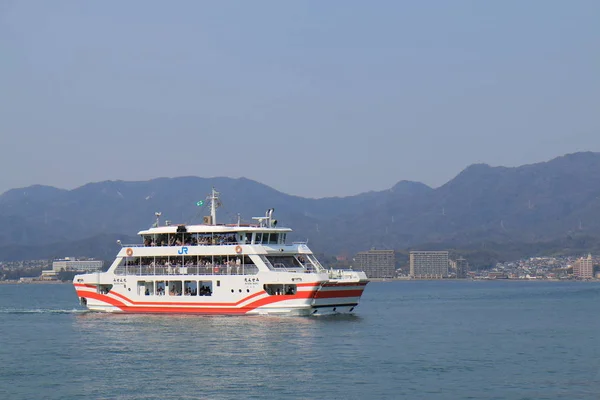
[75,288,319,314]
[322,282,368,287]
[313,289,364,299]
[74,283,320,307]
[296,282,323,288]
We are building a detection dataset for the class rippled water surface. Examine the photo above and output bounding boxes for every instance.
[1,281,600,399]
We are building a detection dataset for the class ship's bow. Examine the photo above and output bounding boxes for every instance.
[311,270,369,315]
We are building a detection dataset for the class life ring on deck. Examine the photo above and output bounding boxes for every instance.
[235,245,242,254]
[126,248,133,257]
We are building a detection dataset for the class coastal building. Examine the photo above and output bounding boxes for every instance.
[572,254,593,279]
[40,270,59,280]
[52,258,103,273]
[455,257,469,279]
[410,251,449,279]
[354,249,395,278]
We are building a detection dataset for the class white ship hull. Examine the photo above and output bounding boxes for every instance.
[75,272,326,316]
[75,271,368,316]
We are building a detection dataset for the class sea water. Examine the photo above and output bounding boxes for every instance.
[1,281,599,399]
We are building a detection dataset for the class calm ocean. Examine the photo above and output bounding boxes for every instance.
[1,281,599,400]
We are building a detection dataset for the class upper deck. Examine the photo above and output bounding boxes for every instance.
[133,189,295,248]
[135,224,293,249]
[138,224,292,236]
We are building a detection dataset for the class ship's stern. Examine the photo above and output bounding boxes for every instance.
[73,272,119,312]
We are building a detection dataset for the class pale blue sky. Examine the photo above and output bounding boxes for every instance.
[1,1,599,198]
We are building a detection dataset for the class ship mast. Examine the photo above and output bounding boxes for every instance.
[207,188,221,225]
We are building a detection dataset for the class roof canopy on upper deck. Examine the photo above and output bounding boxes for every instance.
[138,224,292,235]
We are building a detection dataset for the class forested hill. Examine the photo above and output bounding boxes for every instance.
[1,152,600,265]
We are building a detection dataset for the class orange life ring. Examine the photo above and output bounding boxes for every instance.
[126,248,133,257]
[235,245,242,254]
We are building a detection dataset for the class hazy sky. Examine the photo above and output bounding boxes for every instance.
[1,1,599,198]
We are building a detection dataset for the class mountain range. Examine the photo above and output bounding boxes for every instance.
[2,152,600,267]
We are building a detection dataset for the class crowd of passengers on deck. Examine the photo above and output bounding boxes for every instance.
[125,256,250,269]
[119,254,316,276]
[144,233,238,247]
[117,256,256,274]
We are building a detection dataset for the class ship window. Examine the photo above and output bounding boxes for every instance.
[255,233,262,243]
[216,280,220,287]
[245,233,252,244]
[259,255,274,270]
[167,281,182,296]
[267,256,302,270]
[263,284,296,296]
[138,281,154,296]
[156,281,166,296]
[269,234,278,244]
[281,233,286,244]
[97,284,113,294]
[306,254,325,272]
[199,281,213,296]
[184,280,197,296]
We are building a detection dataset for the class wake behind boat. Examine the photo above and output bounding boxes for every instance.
[73,189,369,315]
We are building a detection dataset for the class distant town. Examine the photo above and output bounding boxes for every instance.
[1,250,598,283]
[340,249,598,281]
[0,257,103,283]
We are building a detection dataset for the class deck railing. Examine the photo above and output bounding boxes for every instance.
[119,241,297,248]
[114,264,260,276]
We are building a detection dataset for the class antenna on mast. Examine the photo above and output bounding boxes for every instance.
[154,212,162,227]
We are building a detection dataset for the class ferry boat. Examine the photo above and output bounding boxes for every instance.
[73,189,369,315]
